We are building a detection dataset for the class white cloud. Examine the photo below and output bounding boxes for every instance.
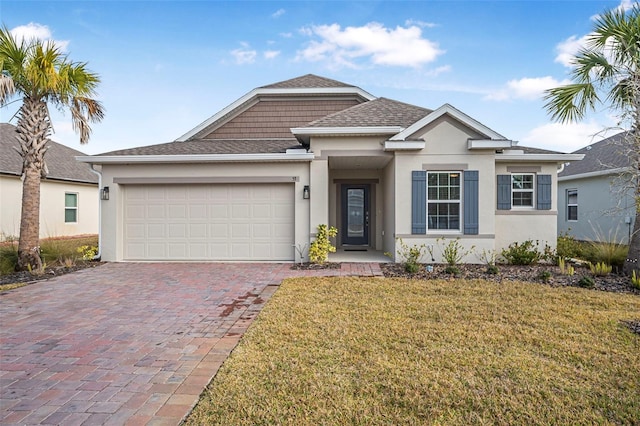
[271,8,285,18]
[424,65,451,78]
[520,121,610,152]
[404,19,437,28]
[554,34,589,67]
[231,43,257,64]
[10,22,69,51]
[485,76,571,101]
[296,22,444,69]
[264,50,280,59]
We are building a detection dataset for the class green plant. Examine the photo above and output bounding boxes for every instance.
[538,270,552,283]
[390,238,427,274]
[0,244,18,275]
[578,276,595,289]
[558,258,575,276]
[309,225,338,264]
[76,245,98,261]
[485,264,500,275]
[584,226,628,270]
[444,265,461,276]
[437,238,474,266]
[631,271,640,290]
[556,231,585,261]
[589,261,612,276]
[501,240,545,265]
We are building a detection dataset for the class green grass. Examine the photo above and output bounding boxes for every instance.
[186,277,640,426]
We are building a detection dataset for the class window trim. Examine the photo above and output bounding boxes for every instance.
[65,192,78,224]
[566,188,578,222]
[511,173,535,208]
[426,171,462,232]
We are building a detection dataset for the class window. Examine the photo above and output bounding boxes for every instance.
[567,189,578,221]
[511,174,534,207]
[427,172,460,230]
[65,193,78,223]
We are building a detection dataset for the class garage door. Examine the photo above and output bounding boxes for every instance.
[123,183,294,261]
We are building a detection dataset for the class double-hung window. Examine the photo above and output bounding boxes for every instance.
[511,174,534,207]
[427,172,461,230]
[567,189,578,221]
[65,193,78,223]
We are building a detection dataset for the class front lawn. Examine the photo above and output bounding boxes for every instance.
[186,277,640,425]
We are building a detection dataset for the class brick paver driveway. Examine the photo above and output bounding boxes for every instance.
[0,262,382,425]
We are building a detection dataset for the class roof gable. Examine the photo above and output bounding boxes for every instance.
[259,74,356,89]
[0,123,98,184]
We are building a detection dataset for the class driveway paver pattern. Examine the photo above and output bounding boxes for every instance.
[0,262,382,425]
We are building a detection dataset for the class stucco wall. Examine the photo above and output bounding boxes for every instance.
[558,174,634,243]
[0,175,98,240]
[99,162,310,262]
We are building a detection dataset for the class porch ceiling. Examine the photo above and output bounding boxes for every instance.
[328,155,392,170]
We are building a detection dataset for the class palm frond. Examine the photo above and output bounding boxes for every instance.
[543,84,599,123]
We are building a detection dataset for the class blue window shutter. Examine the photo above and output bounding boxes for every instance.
[497,175,511,210]
[412,171,427,234]
[464,170,479,235]
[537,174,552,210]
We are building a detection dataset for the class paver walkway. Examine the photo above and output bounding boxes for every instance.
[0,262,382,425]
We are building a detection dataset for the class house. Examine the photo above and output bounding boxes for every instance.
[558,131,635,243]
[0,123,99,241]
[77,74,582,263]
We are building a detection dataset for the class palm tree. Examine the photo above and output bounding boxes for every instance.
[0,26,104,271]
[544,5,640,275]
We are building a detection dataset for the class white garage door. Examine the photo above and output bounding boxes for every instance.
[123,183,294,261]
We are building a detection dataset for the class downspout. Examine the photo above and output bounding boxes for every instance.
[87,164,102,261]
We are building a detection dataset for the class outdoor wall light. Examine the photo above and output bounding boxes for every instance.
[101,186,110,201]
[303,185,310,199]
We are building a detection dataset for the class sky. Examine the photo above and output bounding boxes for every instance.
[1,0,636,155]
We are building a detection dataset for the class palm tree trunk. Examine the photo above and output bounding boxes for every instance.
[15,96,50,271]
[17,165,42,271]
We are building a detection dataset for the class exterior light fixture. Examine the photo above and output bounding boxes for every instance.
[303,185,310,199]
[101,186,110,201]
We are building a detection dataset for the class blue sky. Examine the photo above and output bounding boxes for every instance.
[1,0,634,155]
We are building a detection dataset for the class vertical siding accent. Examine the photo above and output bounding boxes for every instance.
[412,171,427,234]
[497,175,512,210]
[464,170,479,235]
[537,174,552,210]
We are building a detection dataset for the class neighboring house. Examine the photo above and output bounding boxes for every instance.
[77,74,582,263]
[0,123,99,240]
[558,131,635,243]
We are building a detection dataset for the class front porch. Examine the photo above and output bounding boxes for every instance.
[329,248,391,263]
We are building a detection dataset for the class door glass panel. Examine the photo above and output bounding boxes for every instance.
[347,189,364,238]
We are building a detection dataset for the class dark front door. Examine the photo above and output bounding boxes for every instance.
[341,184,370,246]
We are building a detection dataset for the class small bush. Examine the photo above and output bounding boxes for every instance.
[589,261,612,276]
[444,265,461,276]
[538,270,552,283]
[77,245,98,261]
[309,225,338,264]
[486,264,500,275]
[438,238,474,266]
[556,231,585,261]
[558,258,575,276]
[631,271,640,290]
[0,244,18,275]
[578,276,595,288]
[584,226,628,270]
[501,240,545,265]
[390,238,426,274]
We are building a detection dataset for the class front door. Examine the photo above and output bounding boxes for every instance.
[341,184,370,246]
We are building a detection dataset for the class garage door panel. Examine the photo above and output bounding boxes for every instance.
[124,183,294,260]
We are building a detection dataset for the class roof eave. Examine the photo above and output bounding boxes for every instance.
[76,152,316,164]
[559,166,629,181]
[496,153,585,163]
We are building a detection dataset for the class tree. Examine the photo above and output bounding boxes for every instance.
[543,5,640,275]
[0,26,104,271]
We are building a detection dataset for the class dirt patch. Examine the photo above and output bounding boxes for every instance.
[290,262,341,270]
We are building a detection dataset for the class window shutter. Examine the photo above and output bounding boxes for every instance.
[537,174,552,210]
[497,175,511,210]
[412,171,427,234]
[463,170,479,234]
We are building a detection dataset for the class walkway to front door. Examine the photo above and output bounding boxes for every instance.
[0,262,382,425]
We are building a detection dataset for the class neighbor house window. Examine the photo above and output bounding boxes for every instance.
[65,193,78,223]
[427,172,460,230]
[567,189,578,221]
[511,174,534,207]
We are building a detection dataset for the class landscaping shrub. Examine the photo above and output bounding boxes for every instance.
[556,231,586,261]
[0,244,18,275]
[583,226,628,270]
[438,237,474,266]
[501,240,546,265]
[309,224,338,264]
[578,276,595,288]
[588,261,612,276]
[538,270,552,283]
[389,238,427,274]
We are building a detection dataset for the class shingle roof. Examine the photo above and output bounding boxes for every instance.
[260,74,356,89]
[98,139,301,156]
[559,131,631,178]
[304,97,432,128]
[0,123,98,184]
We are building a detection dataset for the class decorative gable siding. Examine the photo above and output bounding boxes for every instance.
[202,99,361,139]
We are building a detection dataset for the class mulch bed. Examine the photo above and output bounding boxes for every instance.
[0,262,103,287]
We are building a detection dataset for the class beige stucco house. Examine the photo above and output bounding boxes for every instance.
[0,123,99,241]
[78,75,582,263]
